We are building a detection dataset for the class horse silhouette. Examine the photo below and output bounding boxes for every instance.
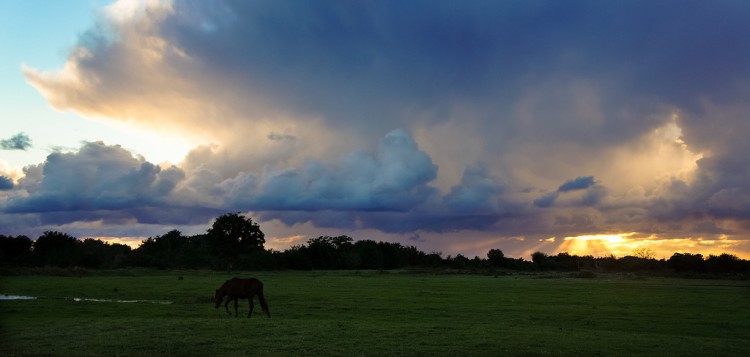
[214,277,270,318]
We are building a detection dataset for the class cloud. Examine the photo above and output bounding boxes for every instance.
[0,176,13,190]
[11,1,750,257]
[1,133,32,150]
[25,1,750,166]
[230,130,429,208]
[408,233,426,243]
[533,193,559,209]
[444,164,503,212]
[558,176,595,192]
[222,128,440,225]
[1,129,516,235]
[267,132,297,142]
[534,176,604,208]
[3,141,202,224]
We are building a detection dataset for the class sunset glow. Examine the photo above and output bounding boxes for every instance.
[554,233,750,260]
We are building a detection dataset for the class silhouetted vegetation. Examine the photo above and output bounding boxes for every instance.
[0,231,132,269]
[1,214,749,277]
[207,213,265,272]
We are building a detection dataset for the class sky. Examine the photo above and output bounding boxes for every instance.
[2,0,750,260]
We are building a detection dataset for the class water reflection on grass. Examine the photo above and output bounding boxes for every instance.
[1,294,171,304]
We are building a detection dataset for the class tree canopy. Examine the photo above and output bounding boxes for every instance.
[1,213,749,276]
[207,213,265,272]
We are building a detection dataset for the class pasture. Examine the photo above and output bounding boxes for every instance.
[1,271,749,356]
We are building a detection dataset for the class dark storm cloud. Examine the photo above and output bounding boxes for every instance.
[31,0,750,145]
[148,0,750,143]
[25,0,750,158]
[558,176,595,192]
[1,132,32,150]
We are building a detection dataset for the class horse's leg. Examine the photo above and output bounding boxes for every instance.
[233,297,239,317]
[224,297,232,317]
[247,295,255,318]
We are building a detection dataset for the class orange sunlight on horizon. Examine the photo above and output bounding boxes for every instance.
[554,233,750,260]
[96,236,146,249]
[98,232,750,260]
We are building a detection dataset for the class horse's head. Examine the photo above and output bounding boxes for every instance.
[213,289,223,308]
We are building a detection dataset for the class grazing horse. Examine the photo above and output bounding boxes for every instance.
[214,277,271,318]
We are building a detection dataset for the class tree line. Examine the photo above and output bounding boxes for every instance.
[1,213,749,276]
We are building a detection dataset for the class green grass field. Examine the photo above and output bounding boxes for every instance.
[1,271,749,356]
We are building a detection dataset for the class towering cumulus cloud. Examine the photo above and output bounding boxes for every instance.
[9,0,750,257]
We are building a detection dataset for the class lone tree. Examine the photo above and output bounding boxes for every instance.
[207,213,265,272]
[487,248,505,267]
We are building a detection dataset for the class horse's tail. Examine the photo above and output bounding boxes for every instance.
[257,282,271,318]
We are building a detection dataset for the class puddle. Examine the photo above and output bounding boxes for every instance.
[0,294,171,304]
[0,295,36,300]
[72,297,172,304]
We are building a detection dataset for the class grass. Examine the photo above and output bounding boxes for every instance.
[1,270,749,356]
